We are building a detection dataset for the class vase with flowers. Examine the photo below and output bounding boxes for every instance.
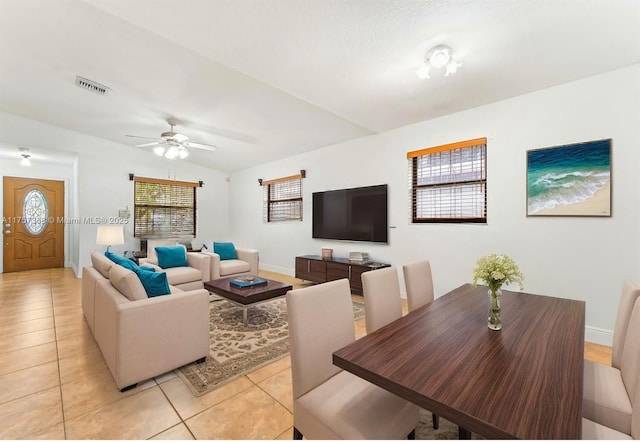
[472,254,524,330]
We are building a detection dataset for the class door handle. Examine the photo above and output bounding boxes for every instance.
[4,230,10,234]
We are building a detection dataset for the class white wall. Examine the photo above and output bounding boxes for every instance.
[229,64,640,345]
[0,112,231,275]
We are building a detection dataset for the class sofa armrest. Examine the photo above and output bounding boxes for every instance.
[236,248,259,275]
[187,252,211,281]
[95,285,210,390]
[202,251,222,279]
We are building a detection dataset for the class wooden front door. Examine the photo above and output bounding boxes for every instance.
[3,177,64,272]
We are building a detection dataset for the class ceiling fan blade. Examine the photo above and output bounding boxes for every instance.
[126,134,159,140]
[135,141,161,148]
[182,141,217,152]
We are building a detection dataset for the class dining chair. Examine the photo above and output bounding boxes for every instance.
[362,266,440,430]
[362,266,403,334]
[583,293,640,435]
[582,369,640,439]
[286,278,420,439]
[611,281,640,369]
[402,260,435,312]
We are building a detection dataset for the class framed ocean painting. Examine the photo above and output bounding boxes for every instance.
[526,139,611,216]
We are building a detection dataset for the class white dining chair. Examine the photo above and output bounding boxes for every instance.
[583,292,640,435]
[362,266,403,334]
[611,281,640,369]
[286,278,420,439]
[402,260,435,312]
[362,266,440,430]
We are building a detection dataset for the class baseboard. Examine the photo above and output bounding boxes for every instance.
[260,264,294,277]
[585,326,613,346]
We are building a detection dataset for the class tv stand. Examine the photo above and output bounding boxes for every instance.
[295,255,390,293]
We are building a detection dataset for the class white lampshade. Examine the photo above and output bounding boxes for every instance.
[96,225,124,250]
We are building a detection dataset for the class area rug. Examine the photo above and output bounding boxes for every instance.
[177,297,366,397]
[416,409,484,440]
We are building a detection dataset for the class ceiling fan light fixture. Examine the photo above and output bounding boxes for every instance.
[178,147,189,159]
[417,44,462,80]
[153,146,165,156]
[20,154,31,167]
[165,146,180,160]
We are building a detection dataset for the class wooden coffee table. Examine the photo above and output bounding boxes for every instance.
[204,276,293,325]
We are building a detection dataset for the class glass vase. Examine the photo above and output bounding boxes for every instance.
[488,288,502,330]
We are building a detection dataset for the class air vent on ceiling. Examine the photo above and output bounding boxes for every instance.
[75,76,110,95]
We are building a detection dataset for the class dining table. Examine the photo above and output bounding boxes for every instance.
[333,283,585,439]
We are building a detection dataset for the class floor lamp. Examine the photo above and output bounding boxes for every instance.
[96,225,124,252]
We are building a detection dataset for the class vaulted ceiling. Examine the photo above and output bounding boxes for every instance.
[0,0,639,172]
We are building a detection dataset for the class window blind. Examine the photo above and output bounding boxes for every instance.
[407,138,487,223]
[133,177,197,237]
[262,173,303,222]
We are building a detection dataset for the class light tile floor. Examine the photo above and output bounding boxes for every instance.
[0,268,611,439]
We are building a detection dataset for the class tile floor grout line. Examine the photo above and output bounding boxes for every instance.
[48,269,70,440]
[155,379,199,440]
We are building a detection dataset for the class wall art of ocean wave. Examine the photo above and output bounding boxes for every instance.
[526,139,610,214]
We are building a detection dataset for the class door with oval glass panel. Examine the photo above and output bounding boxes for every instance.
[3,177,64,272]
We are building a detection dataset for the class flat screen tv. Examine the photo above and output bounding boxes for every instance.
[312,184,388,243]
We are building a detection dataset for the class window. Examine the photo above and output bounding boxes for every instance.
[133,176,197,237]
[262,172,304,222]
[408,137,487,223]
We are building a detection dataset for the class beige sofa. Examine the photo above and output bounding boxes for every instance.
[139,239,211,290]
[204,247,259,279]
[82,252,210,391]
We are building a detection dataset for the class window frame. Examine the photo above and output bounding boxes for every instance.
[262,173,304,223]
[408,138,487,224]
[133,176,198,238]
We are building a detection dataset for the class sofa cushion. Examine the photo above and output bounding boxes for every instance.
[219,259,251,276]
[214,242,237,260]
[105,250,139,271]
[91,252,114,278]
[108,265,148,301]
[156,245,188,269]
[163,266,203,286]
[134,268,170,297]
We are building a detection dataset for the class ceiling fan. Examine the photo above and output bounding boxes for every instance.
[126,122,216,160]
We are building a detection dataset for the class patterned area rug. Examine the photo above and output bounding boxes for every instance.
[177,297,366,397]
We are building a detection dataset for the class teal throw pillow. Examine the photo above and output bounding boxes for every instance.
[105,251,138,271]
[214,242,237,260]
[134,268,170,297]
[155,245,188,269]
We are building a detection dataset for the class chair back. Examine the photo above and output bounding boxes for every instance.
[402,260,434,312]
[612,280,640,369]
[362,266,403,334]
[286,278,355,400]
[620,298,640,411]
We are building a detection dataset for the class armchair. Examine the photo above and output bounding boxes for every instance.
[204,247,259,280]
[139,239,211,290]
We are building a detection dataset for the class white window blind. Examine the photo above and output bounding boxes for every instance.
[262,173,303,222]
[408,138,487,223]
[134,177,197,237]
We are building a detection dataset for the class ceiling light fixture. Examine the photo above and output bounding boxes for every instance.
[20,154,31,167]
[416,44,462,80]
[152,141,189,160]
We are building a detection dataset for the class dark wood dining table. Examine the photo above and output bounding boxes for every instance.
[333,283,585,439]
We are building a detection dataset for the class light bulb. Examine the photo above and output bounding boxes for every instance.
[153,146,165,156]
[20,155,31,166]
[445,60,462,76]
[165,146,179,160]
[178,147,189,159]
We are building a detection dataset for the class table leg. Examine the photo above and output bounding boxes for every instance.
[458,427,471,439]
[243,306,248,325]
